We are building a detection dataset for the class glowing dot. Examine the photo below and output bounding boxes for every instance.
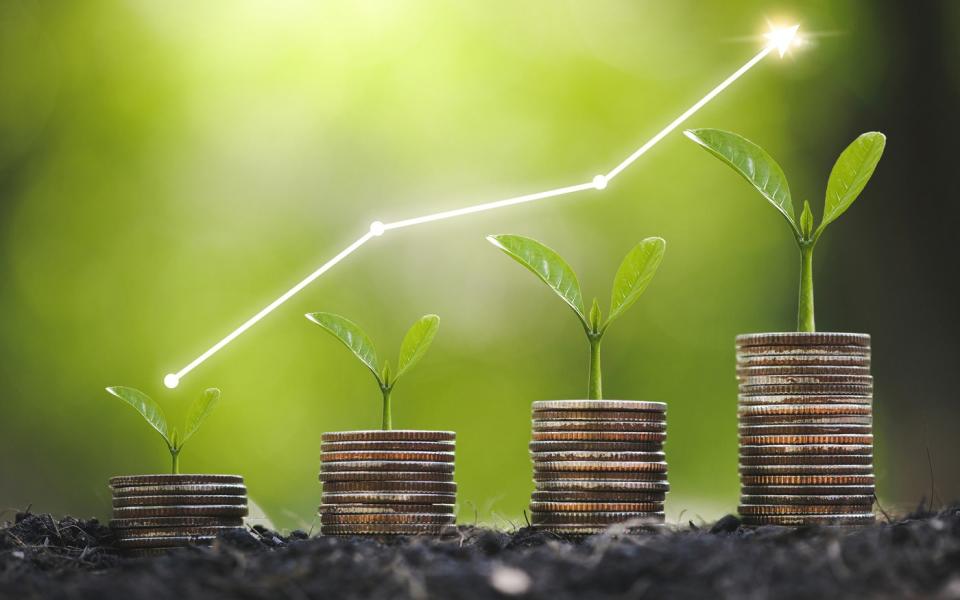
[369,221,386,236]
[592,175,608,190]
[163,374,180,389]
[763,24,800,58]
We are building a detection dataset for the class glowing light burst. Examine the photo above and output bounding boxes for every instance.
[163,25,800,388]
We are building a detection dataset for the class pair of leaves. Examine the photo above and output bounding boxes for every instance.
[306,312,440,389]
[106,386,221,453]
[684,128,886,243]
[486,234,666,335]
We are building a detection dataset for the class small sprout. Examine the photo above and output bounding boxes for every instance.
[306,312,440,430]
[486,234,666,400]
[684,128,886,332]
[105,386,221,474]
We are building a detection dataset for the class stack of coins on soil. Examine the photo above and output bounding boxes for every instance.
[319,430,457,536]
[528,400,669,535]
[736,332,876,526]
[109,474,248,555]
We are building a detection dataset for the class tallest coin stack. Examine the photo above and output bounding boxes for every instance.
[736,333,876,526]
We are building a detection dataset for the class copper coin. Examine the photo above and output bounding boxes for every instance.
[737,395,872,406]
[530,502,663,513]
[111,484,248,498]
[321,430,455,443]
[110,474,243,488]
[739,454,873,466]
[533,461,667,473]
[532,420,666,432]
[531,511,665,525]
[740,485,875,496]
[110,517,245,529]
[529,451,665,462]
[321,481,457,494]
[738,415,873,426]
[737,355,871,368]
[112,505,249,519]
[321,492,456,504]
[321,461,454,473]
[739,504,873,515]
[321,451,456,463]
[532,410,666,422]
[740,513,875,526]
[532,400,666,412]
[321,513,455,525]
[532,431,667,442]
[318,503,454,515]
[111,526,243,538]
[740,494,874,506]
[531,490,666,503]
[736,365,871,377]
[739,434,874,446]
[113,495,247,508]
[740,445,873,456]
[739,404,872,416]
[740,475,875,486]
[739,384,872,397]
[114,535,218,549]
[529,441,665,452]
[319,471,455,483]
[738,424,872,436]
[320,523,457,536]
[535,480,670,492]
[735,333,870,347]
[534,471,667,482]
[321,441,456,453]
[738,464,874,475]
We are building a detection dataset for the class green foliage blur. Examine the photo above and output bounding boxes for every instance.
[1,1,952,530]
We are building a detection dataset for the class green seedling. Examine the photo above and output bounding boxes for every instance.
[306,312,440,430]
[684,128,886,332]
[105,386,221,474]
[487,234,665,400]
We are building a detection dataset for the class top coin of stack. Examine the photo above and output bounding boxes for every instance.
[736,332,875,526]
[528,400,668,536]
[109,474,249,555]
[319,430,457,536]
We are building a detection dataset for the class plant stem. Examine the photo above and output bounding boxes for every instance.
[588,336,602,400]
[171,450,180,475]
[797,244,816,332]
[381,387,392,431]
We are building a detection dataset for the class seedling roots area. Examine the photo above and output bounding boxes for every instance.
[3,506,960,599]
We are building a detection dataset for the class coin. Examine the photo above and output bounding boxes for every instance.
[530,490,666,503]
[111,526,242,538]
[738,384,872,396]
[737,355,871,368]
[534,480,670,492]
[320,492,456,504]
[531,511,665,525]
[320,461,455,473]
[530,451,665,462]
[740,475,875,486]
[738,374,873,386]
[318,503,454,514]
[321,441,456,453]
[319,470,454,483]
[739,404,872,416]
[740,485,874,496]
[738,415,873,426]
[112,494,248,508]
[110,474,243,488]
[736,345,870,358]
[529,502,663,513]
[532,410,666,422]
[739,454,873,466]
[738,504,873,515]
[112,505,249,519]
[740,444,873,456]
[321,430,455,443]
[532,400,666,412]
[534,471,667,482]
[735,333,870,347]
[532,420,666,432]
[738,424,872,435]
[533,461,668,473]
[738,435,874,446]
[737,395,872,406]
[740,513,874,526]
[528,441,665,453]
[320,524,457,536]
[740,495,874,505]
[736,365,871,376]
[110,517,245,529]
[532,431,667,442]
[320,481,457,494]
[111,484,248,498]
[320,513,455,525]
[321,451,456,463]
[738,464,874,475]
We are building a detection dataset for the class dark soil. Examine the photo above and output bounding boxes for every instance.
[3,505,960,599]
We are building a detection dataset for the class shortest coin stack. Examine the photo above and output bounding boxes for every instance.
[109,474,248,555]
[529,400,668,536]
[736,332,876,527]
[319,430,457,536]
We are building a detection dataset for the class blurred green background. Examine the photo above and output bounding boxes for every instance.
[2,1,959,530]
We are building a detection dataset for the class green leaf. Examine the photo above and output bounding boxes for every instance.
[819,132,886,235]
[181,387,220,445]
[396,314,440,378]
[106,386,171,447]
[685,128,798,236]
[588,299,602,333]
[799,200,814,240]
[606,237,666,327]
[486,234,586,323]
[306,312,381,382]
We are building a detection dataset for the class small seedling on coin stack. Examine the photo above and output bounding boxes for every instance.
[684,129,886,332]
[486,234,665,399]
[306,312,439,430]
[105,386,221,474]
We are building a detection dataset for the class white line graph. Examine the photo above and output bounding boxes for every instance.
[163,25,800,389]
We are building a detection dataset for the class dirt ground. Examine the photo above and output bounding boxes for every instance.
[2,504,959,599]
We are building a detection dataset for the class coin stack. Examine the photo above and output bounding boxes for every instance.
[319,430,457,536]
[736,332,876,526]
[528,400,669,535]
[109,474,248,555]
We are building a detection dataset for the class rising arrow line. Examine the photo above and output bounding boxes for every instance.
[163,25,799,389]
